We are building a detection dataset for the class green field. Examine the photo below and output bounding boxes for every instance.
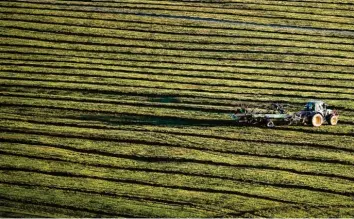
[1,0,354,217]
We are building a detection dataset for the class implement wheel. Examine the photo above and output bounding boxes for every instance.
[311,114,323,127]
[266,119,275,128]
[328,115,338,126]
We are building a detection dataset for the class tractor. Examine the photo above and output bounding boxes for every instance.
[231,100,339,127]
[290,100,339,127]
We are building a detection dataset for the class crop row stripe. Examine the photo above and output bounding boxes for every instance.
[2,138,354,185]
[2,139,354,187]
[4,1,354,27]
[1,82,353,109]
[0,173,299,206]
[2,11,354,41]
[3,57,354,82]
[36,0,354,15]
[2,57,354,81]
[3,24,353,52]
[165,0,354,6]
[3,33,354,60]
[2,4,354,35]
[2,114,354,154]
[2,76,354,101]
[0,164,216,213]
[2,65,354,91]
[3,43,354,69]
[1,159,353,199]
[0,191,132,217]
[1,50,353,75]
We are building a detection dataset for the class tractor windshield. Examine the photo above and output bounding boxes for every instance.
[304,102,315,111]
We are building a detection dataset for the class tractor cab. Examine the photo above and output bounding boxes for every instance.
[304,101,327,114]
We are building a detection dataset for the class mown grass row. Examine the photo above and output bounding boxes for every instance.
[2,44,353,77]
[39,0,354,16]
[2,14,354,48]
[0,176,202,218]
[4,0,354,26]
[1,49,354,77]
[2,25,353,70]
[3,55,354,80]
[2,85,354,120]
[2,4,354,40]
[2,138,354,204]
[4,38,354,68]
[2,59,354,89]
[2,81,354,116]
[2,9,354,43]
[3,0,354,32]
[12,0,354,16]
[1,70,353,99]
[3,26,354,59]
[1,111,354,154]
[2,57,354,88]
[1,25,352,88]
[1,132,354,216]
[1,72,354,108]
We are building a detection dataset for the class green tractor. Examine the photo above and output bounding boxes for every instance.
[291,100,339,127]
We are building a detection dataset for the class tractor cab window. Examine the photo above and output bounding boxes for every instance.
[304,102,315,111]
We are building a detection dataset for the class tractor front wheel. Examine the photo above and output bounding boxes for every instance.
[328,115,338,126]
[311,114,323,127]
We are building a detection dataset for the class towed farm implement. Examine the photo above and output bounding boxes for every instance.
[231,100,339,128]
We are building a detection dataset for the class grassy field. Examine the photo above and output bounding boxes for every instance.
[1,0,354,217]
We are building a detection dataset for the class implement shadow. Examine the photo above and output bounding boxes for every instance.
[76,95,243,127]
[79,113,239,127]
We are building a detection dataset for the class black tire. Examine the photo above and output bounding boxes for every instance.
[311,114,323,127]
[328,115,338,126]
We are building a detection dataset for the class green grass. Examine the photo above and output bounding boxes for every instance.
[1,0,354,217]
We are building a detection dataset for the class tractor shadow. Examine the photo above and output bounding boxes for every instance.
[78,113,240,127]
[76,95,245,127]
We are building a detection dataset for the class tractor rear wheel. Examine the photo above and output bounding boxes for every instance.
[311,114,323,127]
[328,115,338,126]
